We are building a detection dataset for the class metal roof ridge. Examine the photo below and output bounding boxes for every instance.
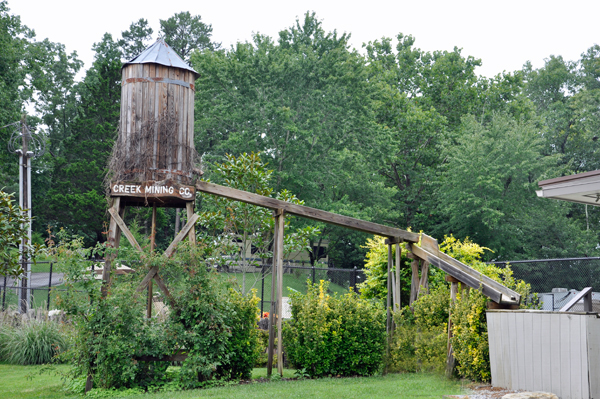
[123,38,199,78]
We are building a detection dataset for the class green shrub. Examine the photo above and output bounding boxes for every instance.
[0,319,68,365]
[283,280,386,377]
[390,286,449,374]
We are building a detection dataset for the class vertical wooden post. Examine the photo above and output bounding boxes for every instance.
[386,243,393,348]
[147,204,157,319]
[418,261,430,299]
[267,209,282,377]
[410,258,420,306]
[186,202,196,245]
[395,243,401,311]
[275,209,285,376]
[446,275,459,378]
[101,197,121,298]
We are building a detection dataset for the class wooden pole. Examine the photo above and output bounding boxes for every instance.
[275,209,285,376]
[147,204,157,319]
[101,197,121,297]
[410,258,420,307]
[267,209,282,377]
[446,275,459,378]
[386,243,392,350]
[395,243,401,311]
[186,202,196,245]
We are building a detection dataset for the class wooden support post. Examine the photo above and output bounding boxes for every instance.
[275,209,285,376]
[446,275,459,378]
[395,243,401,312]
[386,243,393,353]
[410,258,420,307]
[267,209,283,377]
[186,201,196,245]
[147,205,157,319]
[102,197,121,297]
[418,261,430,299]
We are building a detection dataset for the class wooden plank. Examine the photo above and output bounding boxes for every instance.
[163,213,200,258]
[136,349,188,362]
[136,266,158,293]
[445,280,458,378]
[108,207,143,254]
[195,181,419,242]
[410,244,520,305]
[420,234,439,255]
[275,210,285,376]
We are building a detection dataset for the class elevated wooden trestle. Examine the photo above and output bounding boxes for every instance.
[101,179,522,380]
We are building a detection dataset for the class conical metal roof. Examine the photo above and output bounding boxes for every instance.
[123,39,199,78]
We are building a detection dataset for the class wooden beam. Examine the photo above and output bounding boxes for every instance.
[196,181,419,242]
[446,280,458,378]
[410,258,420,306]
[163,213,199,258]
[418,261,430,298]
[410,244,521,305]
[153,273,175,306]
[386,243,392,338]
[136,266,158,293]
[108,207,144,253]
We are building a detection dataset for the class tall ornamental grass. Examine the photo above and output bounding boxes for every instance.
[0,319,68,365]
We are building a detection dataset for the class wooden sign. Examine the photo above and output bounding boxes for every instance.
[110,181,195,207]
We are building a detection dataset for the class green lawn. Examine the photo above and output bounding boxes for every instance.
[0,365,465,399]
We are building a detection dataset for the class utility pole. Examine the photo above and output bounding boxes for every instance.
[7,115,44,314]
[17,115,32,313]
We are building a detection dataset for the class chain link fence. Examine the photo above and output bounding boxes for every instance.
[490,257,600,311]
[1,260,365,316]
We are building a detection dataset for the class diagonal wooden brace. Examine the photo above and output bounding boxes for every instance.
[136,266,158,293]
[153,273,175,306]
[164,213,199,258]
[108,206,144,254]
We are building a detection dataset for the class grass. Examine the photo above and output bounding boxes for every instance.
[0,365,465,399]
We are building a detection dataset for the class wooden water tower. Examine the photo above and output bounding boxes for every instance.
[102,39,201,304]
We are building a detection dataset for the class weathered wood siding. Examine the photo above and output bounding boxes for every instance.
[487,310,600,399]
[119,63,196,183]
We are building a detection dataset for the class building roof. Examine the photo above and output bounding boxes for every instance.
[123,39,199,79]
[537,170,600,206]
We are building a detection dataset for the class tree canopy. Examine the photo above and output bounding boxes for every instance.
[2,5,599,265]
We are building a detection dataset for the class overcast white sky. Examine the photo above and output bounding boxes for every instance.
[10,0,600,79]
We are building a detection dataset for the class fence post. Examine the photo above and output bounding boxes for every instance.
[260,265,265,316]
[47,262,53,311]
[2,273,6,311]
[312,264,316,285]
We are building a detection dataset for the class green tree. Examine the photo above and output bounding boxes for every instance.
[198,152,318,294]
[159,11,217,61]
[119,18,153,60]
[43,34,121,244]
[192,13,397,267]
[437,113,597,259]
[0,189,37,277]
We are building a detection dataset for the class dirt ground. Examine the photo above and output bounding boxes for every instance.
[445,384,521,399]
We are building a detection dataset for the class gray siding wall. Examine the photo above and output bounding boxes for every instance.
[487,310,600,399]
